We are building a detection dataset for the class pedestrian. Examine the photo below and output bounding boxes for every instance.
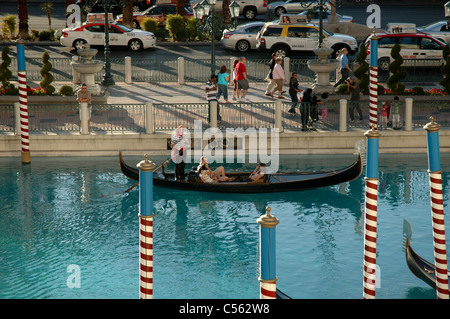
[171,125,190,181]
[269,57,285,99]
[380,102,388,130]
[76,83,92,129]
[217,65,230,103]
[320,92,329,122]
[334,48,352,88]
[235,57,250,102]
[205,74,218,122]
[300,88,313,131]
[265,53,277,96]
[288,72,303,114]
[391,95,401,129]
[231,59,238,101]
[346,77,363,121]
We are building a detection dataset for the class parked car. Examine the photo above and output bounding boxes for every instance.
[417,21,450,44]
[256,21,357,58]
[84,0,124,16]
[365,23,446,71]
[60,22,156,51]
[132,0,156,12]
[115,4,193,28]
[189,0,268,20]
[221,21,265,52]
[268,0,330,17]
[297,9,353,24]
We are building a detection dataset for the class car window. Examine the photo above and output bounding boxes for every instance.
[166,7,176,14]
[263,27,283,37]
[150,7,163,14]
[398,36,419,49]
[420,37,442,50]
[246,25,263,33]
[378,36,396,48]
[85,25,105,33]
[305,27,319,38]
[440,24,450,32]
[287,27,306,38]
[109,25,123,33]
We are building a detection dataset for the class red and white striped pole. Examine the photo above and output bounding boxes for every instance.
[368,32,379,130]
[17,39,30,164]
[137,155,156,299]
[362,126,380,299]
[424,117,449,299]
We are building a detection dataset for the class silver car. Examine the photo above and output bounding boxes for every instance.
[297,10,353,24]
[268,0,330,17]
[221,22,266,52]
[417,21,450,44]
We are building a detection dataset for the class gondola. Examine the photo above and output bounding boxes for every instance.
[119,152,362,194]
[402,219,450,289]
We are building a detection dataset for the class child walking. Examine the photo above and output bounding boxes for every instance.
[217,65,230,103]
[320,92,328,122]
[380,102,388,130]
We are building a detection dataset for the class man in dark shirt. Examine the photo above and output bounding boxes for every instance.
[346,77,363,121]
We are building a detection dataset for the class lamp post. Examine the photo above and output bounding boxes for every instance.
[300,0,342,49]
[193,0,240,76]
[445,1,450,29]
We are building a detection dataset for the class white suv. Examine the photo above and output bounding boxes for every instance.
[189,0,267,20]
[256,21,358,57]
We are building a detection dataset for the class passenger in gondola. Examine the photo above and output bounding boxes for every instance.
[196,156,234,183]
[171,125,190,181]
[249,163,267,181]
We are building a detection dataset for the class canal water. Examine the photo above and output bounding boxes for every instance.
[0,153,448,299]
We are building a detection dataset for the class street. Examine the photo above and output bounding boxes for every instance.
[0,1,446,60]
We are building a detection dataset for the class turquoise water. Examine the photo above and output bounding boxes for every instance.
[0,154,448,299]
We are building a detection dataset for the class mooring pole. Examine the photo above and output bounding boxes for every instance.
[137,154,156,299]
[17,39,30,164]
[424,117,449,299]
[368,32,379,130]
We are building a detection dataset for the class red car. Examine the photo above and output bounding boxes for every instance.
[115,4,194,28]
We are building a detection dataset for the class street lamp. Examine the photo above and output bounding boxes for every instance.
[300,0,342,49]
[445,1,450,29]
[193,0,240,76]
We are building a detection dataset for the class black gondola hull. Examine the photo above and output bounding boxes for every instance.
[119,152,362,193]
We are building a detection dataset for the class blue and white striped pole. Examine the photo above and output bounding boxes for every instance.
[137,154,156,299]
[257,207,279,299]
[362,126,380,299]
[424,117,449,299]
[17,39,30,164]
[369,32,380,130]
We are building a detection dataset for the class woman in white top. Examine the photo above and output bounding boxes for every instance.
[270,57,285,99]
[231,59,239,101]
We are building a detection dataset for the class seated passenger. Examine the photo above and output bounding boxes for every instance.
[196,156,234,183]
[249,163,267,181]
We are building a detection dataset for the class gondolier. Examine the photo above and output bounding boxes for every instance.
[170,125,190,181]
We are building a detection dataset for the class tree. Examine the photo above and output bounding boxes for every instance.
[40,2,54,30]
[440,45,450,93]
[18,0,30,40]
[387,44,407,94]
[353,42,369,94]
[122,0,134,29]
[222,0,231,25]
[176,0,186,16]
[40,51,55,95]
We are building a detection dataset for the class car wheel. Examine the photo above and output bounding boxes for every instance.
[128,39,143,51]
[132,5,140,12]
[243,8,257,20]
[274,7,286,16]
[73,39,87,50]
[272,45,289,58]
[378,58,390,71]
[236,40,251,52]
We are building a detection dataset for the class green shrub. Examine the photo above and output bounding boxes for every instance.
[30,29,40,41]
[1,15,16,39]
[0,46,13,90]
[354,42,369,93]
[411,86,425,95]
[377,84,385,94]
[185,17,199,41]
[40,51,55,95]
[154,29,166,41]
[38,29,54,41]
[58,85,74,96]
[141,17,158,33]
[337,83,348,94]
[165,14,185,41]
[387,44,407,94]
